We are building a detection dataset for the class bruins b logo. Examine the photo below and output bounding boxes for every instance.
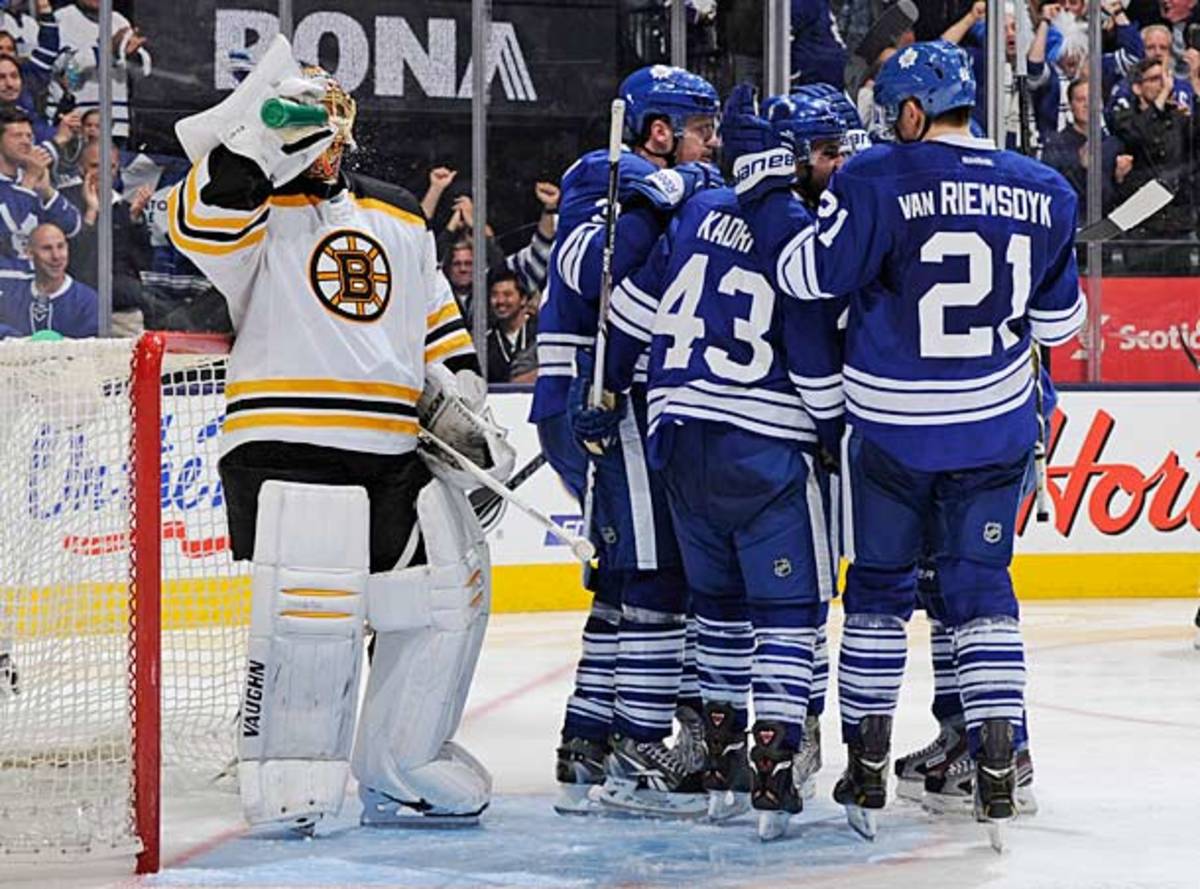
[309,229,391,321]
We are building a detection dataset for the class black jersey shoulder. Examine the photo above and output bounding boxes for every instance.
[344,173,429,229]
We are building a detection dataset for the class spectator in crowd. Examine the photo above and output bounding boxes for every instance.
[484,269,538,383]
[1043,77,1132,218]
[0,54,82,164]
[791,0,850,88]
[1111,56,1196,245]
[434,176,559,317]
[52,0,152,140]
[0,107,80,269]
[80,107,100,145]
[1050,3,1143,131]
[1111,24,1196,115]
[945,0,1061,148]
[0,0,56,59]
[60,139,149,334]
[1156,0,1200,77]
[0,221,96,338]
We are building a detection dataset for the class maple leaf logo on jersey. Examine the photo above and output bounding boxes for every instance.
[898,47,919,69]
[308,229,391,322]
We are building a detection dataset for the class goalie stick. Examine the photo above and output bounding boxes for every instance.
[420,429,595,563]
[469,453,548,532]
[579,98,626,570]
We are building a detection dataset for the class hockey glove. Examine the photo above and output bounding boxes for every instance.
[567,353,624,458]
[625,161,725,214]
[722,83,795,204]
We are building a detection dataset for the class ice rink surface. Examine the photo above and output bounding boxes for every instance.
[15,599,1199,889]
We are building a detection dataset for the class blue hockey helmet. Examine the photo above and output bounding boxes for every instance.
[619,65,720,144]
[873,40,975,133]
[792,83,864,133]
[762,93,846,160]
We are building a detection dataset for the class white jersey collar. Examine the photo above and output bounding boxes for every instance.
[931,133,998,151]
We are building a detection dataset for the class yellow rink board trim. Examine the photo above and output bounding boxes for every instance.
[3,554,1195,635]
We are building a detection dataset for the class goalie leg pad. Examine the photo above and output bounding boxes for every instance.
[238,480,369,830]
[352,478,492,819]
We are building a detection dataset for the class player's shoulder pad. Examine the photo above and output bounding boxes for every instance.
[837,142,898,179]
[344,172,429,229]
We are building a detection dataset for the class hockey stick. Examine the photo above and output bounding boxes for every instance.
[579,98,627,569]
[1075,179,1175,243]
[419,429,595,563]
[469,452,548,531]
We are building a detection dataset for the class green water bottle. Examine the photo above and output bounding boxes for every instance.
[260,98,329,129]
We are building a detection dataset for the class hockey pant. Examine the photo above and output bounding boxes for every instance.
[839,425,1032,755]
[660,422,837,751]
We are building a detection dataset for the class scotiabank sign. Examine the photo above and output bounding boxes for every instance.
[1052,277,1200,383]
[1015,390,1199,554]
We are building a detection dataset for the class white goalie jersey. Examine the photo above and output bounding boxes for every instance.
[168,147,475,458]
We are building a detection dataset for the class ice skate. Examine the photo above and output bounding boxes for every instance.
[793,714,822,800]
[595,733,708,819]
[0,651,17,697]
[554,736,610,815]
[359,785,486,828]
[700,702,751,822]
[894,719,965,803]
[749,721,802,841]
[973,719,1017,853]
[924,746,1037,817]
[832,715,891,841]
[674,703,709,776]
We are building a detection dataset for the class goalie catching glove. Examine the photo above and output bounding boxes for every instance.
[418,364,515,489]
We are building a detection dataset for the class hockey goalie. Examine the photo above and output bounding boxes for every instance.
[168,36,513,833]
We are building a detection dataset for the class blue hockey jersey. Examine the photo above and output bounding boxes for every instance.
[0,271,98,338]
[604,186,847,467]
[0,172,82,263]
[747,133,1085,472]
[529,148,665,422]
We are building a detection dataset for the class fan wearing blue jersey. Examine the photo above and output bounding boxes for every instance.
[576,95,847,839]
[724,40,1085,840]
[535,66,722,816]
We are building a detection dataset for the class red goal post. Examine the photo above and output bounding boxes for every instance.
[0,332,246,875]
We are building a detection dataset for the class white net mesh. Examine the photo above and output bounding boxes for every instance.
[0,336,247,862]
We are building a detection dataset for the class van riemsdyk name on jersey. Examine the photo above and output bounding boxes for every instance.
[213,10,538,102]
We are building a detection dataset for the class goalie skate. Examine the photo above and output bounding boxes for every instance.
[554,736,610,816]
[595,734,707,819]
[359,786,486,828]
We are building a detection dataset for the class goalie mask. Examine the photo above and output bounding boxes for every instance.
[301,65,357,181]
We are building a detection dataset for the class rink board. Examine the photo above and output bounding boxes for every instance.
[7,389,1197,634]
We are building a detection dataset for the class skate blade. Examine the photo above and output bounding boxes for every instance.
[1016,786,1038,816]
[921,792,974,817]
[757,810,790,842]
[707,789,751,822]
[986,820,1004,853]
[553,783,608,816]
[894,777,924,804]
[843,804,877,841]
[595,781,708,819]
[798,774,817,800]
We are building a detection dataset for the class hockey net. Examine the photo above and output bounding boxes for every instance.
[0,333,247,873]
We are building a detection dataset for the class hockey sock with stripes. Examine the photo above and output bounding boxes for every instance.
[750,617,817,751]
[677,614,704,714]
[612,610,686,742]
[838,614,907,744]
[693,600,752,732]
[929,619,965,725]
[954,615,1028,755]
[561,600,619,744]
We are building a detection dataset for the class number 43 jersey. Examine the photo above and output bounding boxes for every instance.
[750,133,1086,472]
[603,186,846,468]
